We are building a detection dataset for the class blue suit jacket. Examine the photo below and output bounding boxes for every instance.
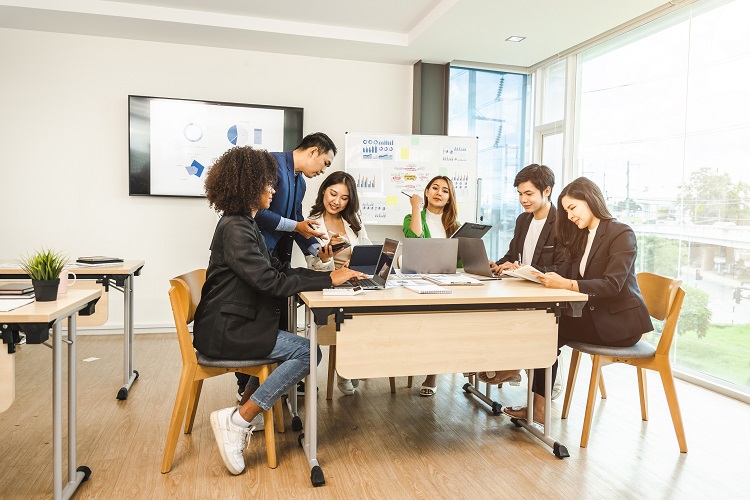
[254,151,318,258]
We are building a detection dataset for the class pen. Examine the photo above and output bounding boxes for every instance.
[401,190,412,198]
[518,253,522,265]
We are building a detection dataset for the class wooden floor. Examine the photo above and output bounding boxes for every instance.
[1,333,748,499]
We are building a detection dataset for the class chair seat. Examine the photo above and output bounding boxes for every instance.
[196,351,276,368]
[567,339,656,359]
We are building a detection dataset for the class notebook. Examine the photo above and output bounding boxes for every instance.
[0,283,34,295]
[502,264,543,283]
[76,256,124,264]
[450,222,492,239]
[400,239,458,275]
[348,244,383,275]
[335,238,400,290]
[457,237,501,280]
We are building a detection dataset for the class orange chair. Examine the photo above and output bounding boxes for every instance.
[561,272,687,452]
[161,269,284,473]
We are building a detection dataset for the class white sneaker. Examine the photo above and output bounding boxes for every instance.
[337,377,355,396]
[210,407,253,475]
[551,355,565,400]
[249,412,265,431]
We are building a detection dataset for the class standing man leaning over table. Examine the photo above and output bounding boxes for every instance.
[482,164,566,392]
[236,132,337,401]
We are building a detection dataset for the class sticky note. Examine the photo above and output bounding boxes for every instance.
[386,196,398,205]
[400,148,410,159]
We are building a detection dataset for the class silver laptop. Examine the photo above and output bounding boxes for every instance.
[336,238,399,289]
[400,238,459,274]
[457,237,501,280]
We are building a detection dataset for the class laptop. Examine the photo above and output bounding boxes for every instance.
[400,238,459,274]
[457,237,501,280]
[337,238,400,290]
[348,244,383,275]
[450,222,492,239]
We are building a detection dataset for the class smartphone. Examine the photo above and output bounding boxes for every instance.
[330,241,351,252]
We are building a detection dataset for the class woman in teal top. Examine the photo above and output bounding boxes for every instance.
[403,175,459,396]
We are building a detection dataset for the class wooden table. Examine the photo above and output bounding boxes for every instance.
[297,279,587,486]
[0,288,101,500]
[0,260,145,400]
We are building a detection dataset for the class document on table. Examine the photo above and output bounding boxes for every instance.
[422,274,483,286]
[501,264,543,284]
[0,297,35,312]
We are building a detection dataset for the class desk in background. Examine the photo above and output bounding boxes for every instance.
[0,259,144,400]
[0,288,101,500]
[298,279,587,486]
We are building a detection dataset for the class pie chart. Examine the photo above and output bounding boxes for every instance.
[227,125,249,146]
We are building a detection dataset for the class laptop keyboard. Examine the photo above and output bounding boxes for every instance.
[347,278,379,288]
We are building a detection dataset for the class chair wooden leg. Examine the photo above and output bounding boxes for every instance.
[184,379,203,434]
[161,365,197,473]
[407,376,413,388]
[326,346,336,401]
[257,366,278,468]
[273,397,285,433]
[580,355,603,448]
[637,367,648,421]
[562,349,581,419]
[590,354,607,399]
[657,362,688,453]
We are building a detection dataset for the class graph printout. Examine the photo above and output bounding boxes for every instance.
[345,133,478,225]
[149,99,284,196]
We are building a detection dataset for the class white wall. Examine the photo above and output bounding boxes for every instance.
[0,28,412,331]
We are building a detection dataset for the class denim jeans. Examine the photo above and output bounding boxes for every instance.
[245,330,322,411]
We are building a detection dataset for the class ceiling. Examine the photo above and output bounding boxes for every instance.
[0,0,671,67]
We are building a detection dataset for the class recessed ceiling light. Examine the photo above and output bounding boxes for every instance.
[506,36,526,43]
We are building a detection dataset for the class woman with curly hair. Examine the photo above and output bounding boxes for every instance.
[402,175,460,396]
[193,146,366,476]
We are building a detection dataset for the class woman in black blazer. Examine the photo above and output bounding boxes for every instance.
[193,146,365,475]
[504,177,652,424]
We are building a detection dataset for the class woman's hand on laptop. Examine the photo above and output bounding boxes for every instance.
[330,267,368,286]
[491,261,518,275]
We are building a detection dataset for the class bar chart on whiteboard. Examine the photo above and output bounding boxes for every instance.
[344,132,479,225]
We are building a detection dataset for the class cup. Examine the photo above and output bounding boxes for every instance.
[58,270,77,295]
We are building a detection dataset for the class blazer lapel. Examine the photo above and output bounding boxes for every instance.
[532,205,555,263]
[582,218,609,278]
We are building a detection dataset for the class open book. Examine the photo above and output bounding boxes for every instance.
[501,264,543,284]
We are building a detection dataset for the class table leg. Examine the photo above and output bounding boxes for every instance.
[62,314,90,499]
[286,297,301,432]
[303,306,324,486]
[53,321,62,500]
[117,275,139,400]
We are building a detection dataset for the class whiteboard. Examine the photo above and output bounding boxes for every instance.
[344,132,479,226]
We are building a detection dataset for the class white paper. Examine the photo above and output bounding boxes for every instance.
[502,265,543,284]
[0,298,34,312]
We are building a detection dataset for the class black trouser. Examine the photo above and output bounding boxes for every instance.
[236,238,294,392]
[530,309,642,397]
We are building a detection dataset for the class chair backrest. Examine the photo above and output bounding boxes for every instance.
[636,272,686,356]
[168,269,207,366]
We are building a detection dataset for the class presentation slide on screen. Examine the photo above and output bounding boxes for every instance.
[149,100,284,196]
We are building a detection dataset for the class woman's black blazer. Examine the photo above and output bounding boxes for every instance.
[193,215,331,360]
[559,218,652,342]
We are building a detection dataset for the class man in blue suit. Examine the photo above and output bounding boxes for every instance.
[255,132,337,263]
[236,132,337,402]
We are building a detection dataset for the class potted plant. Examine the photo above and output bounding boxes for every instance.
[18,248,68,301]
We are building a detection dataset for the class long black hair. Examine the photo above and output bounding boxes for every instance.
[309,171,362,234]
[556,177,613,261]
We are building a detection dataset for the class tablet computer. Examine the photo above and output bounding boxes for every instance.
[450,222,492,239]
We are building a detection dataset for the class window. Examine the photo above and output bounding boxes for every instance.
[576,0,750,395]
[448,67,530,258]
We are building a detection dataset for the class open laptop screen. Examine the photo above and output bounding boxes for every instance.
[372,238,399,285]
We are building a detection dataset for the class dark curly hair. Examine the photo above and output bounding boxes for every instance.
[204,146,278,215]
[309,171,362,234]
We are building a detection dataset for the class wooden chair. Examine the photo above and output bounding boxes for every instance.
[161,269,285,473]
[318,321,412,400]
[561,272,688,452]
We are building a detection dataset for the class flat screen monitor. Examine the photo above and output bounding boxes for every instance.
[128,95,303,197]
